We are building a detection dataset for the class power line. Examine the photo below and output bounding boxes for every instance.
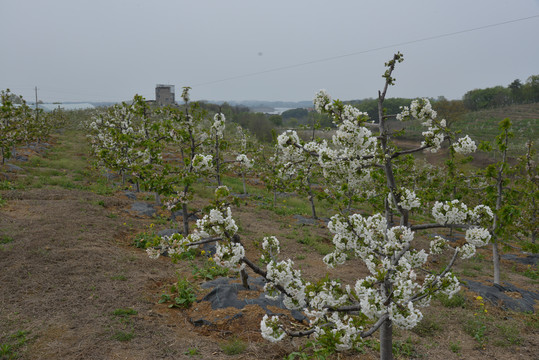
[192,14,539,88]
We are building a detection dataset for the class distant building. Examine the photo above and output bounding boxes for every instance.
[155,84,175,106]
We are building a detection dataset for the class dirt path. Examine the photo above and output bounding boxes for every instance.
[0,187,274,359]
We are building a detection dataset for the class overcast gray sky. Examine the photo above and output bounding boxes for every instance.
[2,0,538,103]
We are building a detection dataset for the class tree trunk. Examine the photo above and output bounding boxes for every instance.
[215,137,222,186]
[492,238,501,285]
[242,172,247,194]
[307,177,318,219]
[155,192,161,206]
[531,197,537,244]
[309,194,317,219]
[379,318,393,360]
[182,202,190,235]
[240,269,249,289]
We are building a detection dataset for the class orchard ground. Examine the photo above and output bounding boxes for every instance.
[0,129,538,359]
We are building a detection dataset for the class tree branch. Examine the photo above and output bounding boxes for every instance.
[360,313,389,338]
[410,223,471,231]
[391,144,430,159]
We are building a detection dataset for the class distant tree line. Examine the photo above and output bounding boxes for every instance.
[198,101,277,142]
[194,73,539,141]
[462,75,539,111]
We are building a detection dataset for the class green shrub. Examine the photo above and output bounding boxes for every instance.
[133,231,160,249]
[159,276,197,309]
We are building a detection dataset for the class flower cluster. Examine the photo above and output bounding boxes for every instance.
[313,312,363,351]
[459,243,477,259]
[274,91,377,204]
[196,206,238,238]
[397,98,448,153]
[212,112,226,138]
[214,242,245,271]
[146,232,201,260]
[260,236,280,263]
[388,188,421,211]
[235,153,253,169]
[260,315,286,342]
[164,190,190,210]
[432,200,493,226]
[452,135,477,155]
[265,259,307,309]
[429,236,447,255]
[191,154,213,173]
[465,227,491,247]
[313,89,332,113]
[396,98,437,122]
[432,200,469,225]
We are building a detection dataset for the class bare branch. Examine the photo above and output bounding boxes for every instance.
[409,247,460,304]
[283,328,316,337]
[360,313,389,338]
[410,223,471,231]
[182,236,223,247]
[391,144,430,159]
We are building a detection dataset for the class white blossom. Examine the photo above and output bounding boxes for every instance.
[260,315,286,342]
[191,154,213,172]
[432,200,469,225]
[235,153,253,168]
[212,113,226,137]
[429,236,447,255]
[459,243,476,259]
[453,135,477,155]
[389,189,421,211]
[465,227,491,247]
[313,89,331,113]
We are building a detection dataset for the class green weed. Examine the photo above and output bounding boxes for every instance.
[0,343,16,360]
[436,292,467,308]
[109,308,137,341]
[0,235,14,244]
[0,181,14,190]
[112,308,138,317]
[0,330,30,359]
[159,276,197,309]
[132,231,160,249]
[111,274,127,281]
[465,317,488,348]
[191,259,229,280]
[412,317,442,337]
[392,337,418,358]
[495,323,522,346]
[220,338,247,355]
[111,330,135,342]
[522,266,539,280]
[184,347,200,356]
[449,341,461,354]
